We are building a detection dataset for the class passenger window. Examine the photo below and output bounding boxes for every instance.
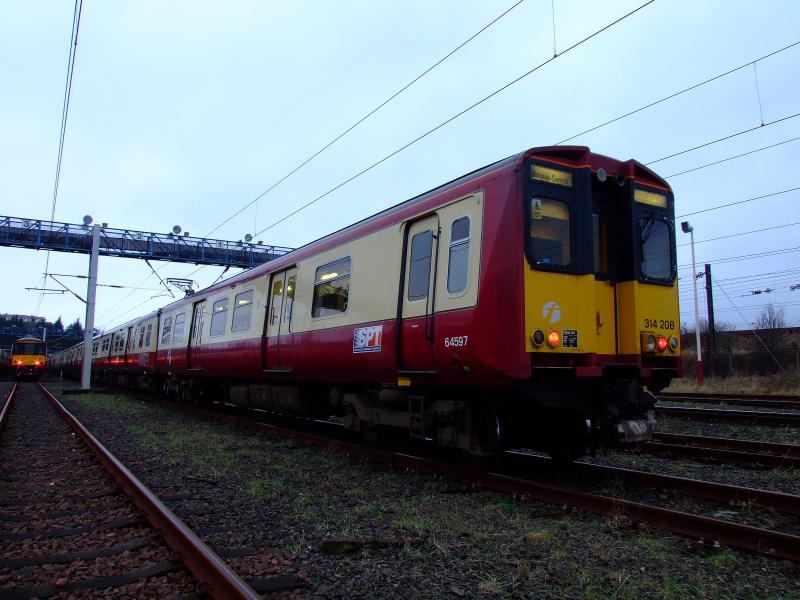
[138,327,145,348]
[530,198,571,266]
[312,257,351,317]
[447,217,470,294]
[145,323,153,347]
[161,317,173,344]
[284,276,296,324]
[210,298,229,336]
[92,342,98,356]
[173,313,186,342]
[408,230,433,301]
[232,290,254,332]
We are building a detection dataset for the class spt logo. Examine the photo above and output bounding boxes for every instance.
[353,325,383,353]
[542,301,561,324]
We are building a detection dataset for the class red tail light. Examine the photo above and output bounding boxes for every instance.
[657,336,668,352]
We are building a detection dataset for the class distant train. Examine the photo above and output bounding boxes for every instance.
[11,336,47,379]
[51,145,681,462]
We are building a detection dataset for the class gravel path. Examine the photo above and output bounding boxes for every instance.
[53,384,800,599]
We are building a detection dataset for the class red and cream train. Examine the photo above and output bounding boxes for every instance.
[51,145,681,461]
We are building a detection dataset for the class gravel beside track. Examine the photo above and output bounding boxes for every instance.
[0,382,200,598]
[656,415,800,446]
[55,384,800,599]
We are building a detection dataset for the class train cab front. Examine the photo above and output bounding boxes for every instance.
[516,146,681,458]
[11,338,47,380]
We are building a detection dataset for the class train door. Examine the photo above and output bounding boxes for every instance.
[399,215,440,372]
[263,268,297,372]
[187,300,206,371]
[123,326,134,366]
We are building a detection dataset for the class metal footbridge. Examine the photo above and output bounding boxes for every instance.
[0,215,293,268]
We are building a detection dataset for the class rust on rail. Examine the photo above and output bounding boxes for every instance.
[37,383,261,600]
[179,399,800,562]
[0,382,18,432]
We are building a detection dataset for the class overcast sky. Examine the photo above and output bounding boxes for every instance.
[2,0,799,337]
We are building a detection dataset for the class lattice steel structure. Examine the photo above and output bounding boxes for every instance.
[0,216,293,268]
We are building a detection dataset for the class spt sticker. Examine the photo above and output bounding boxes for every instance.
[353,325,383,353]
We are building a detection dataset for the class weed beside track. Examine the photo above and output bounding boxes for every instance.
[57,386,800,599]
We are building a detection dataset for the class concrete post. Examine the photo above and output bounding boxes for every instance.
[80,224,100,390]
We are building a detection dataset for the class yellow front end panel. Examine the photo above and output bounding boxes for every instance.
[12,354,46,366]
[616,281,680,355]
[524,262,616,355]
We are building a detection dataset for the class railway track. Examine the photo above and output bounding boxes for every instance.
[659,392,800,410]
[639,432,800,470]
[130,393,800,563]
[0,383,261,599]
[654,404,800,425]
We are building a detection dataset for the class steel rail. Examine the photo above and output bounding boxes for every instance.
[660,391,800,402]
[504,452,800,516]
[37,383,261,600]
[655,405,800,425]
[640,441,800,470]
[166,400,800,562]
[658,394,800,410]
[654,432,800,458]
[0,382,18,431]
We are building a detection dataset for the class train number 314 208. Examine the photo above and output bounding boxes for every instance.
[443,335,469,348]
[643,318,675,330]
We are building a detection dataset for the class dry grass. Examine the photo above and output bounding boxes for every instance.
[665,372,800,395]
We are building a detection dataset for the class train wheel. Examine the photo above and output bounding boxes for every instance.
[457,402,503,470]
[544,411,588,464]
[191,381,206,407]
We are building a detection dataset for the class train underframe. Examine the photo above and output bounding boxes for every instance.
[92,367,665,463]
[15,365,45,380]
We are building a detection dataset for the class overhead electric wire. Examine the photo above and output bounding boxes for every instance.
[677,186,800,218]
[664,135,800,178]
[714,267,800,283]
[127,1,528,306]
[645,112,800,165]
[678,272,800,294]
[97,2,655,330]
[676,221,800,247]
[677,246,800,270]
[35,0,84,316]
[711,277,785,370]
[249,0,657,241]
[204,0,528,239]
[553,40,799,145]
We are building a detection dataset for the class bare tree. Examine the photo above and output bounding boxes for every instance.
[754,304,787,350]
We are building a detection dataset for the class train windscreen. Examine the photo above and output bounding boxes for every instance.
[13,342,46,355]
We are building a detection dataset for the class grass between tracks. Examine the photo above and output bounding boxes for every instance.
[63,392,800,599]
[665,373,800,396]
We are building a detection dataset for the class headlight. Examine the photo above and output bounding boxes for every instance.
[640,333,656,353]
[669,336,679,352]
